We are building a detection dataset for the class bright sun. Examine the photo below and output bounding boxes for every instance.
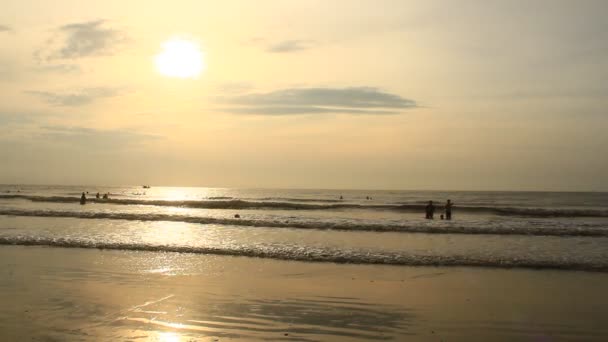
[155,38,204,78]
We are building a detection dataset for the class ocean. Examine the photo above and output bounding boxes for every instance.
[1,185,608,272]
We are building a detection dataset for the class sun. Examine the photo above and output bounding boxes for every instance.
[155,38,204,78]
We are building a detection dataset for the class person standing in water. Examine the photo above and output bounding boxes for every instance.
[445,199,453,220]
[80,192,86,205]
[425,200,435,219]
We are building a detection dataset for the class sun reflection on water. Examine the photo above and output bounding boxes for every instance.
[164,189,190,201]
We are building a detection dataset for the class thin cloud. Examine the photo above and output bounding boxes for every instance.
[35,64,81,74]
[267,40,317,53]
[220,87,417,115]
[26,87,125,106]
[39,126,161,149]
[0,112,35,126]
[227,106,401,115]
[0,25,11,32]
[39,20,127,60]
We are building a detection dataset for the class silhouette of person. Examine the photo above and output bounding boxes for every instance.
[96,192,100,199]
[445,199,453,220]
[339,195,343,200]
[425,200,435,219]
[80,192,86,205]
[103,193,109,200]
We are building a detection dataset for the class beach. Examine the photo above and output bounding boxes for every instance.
[2,245,608,341]
[2,186,608,340]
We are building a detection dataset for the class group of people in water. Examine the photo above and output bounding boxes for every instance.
[338,195,373,200]
[80,192,110,205]
[79,192,453,220]
[337,195,452,220]
[425,199,453,220]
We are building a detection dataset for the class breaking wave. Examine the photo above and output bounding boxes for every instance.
[2,194,608,217]
[1,236,606,272]
[1,209,607,237]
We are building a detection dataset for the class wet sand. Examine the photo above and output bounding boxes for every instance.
[1,245,608,341]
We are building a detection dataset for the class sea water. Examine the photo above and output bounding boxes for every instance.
[1,185,607,271]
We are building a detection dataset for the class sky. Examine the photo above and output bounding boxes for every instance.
[0,0,607,191]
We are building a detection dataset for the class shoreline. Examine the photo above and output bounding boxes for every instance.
[2,245,608,341]
[2,241,608,273]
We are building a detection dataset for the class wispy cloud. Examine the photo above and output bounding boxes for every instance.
[38,126,161,150]
[0,112,36,126]
[246,37,318,53]
[267,40,317,53]
[0,25,11,33]
[35,64,81,74]
[26,87,125,106]
[38,20,127,60]
[227,106,401,115]
[219,87,417,115]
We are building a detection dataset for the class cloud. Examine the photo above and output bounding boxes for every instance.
[227,106,400,115]
[26,87,125,106]
[246,37,318,53]
[39,125,160,149]
[0,112,35,126]
[0,57,17,81]
[35,64,81,74]
[39,20,126,60]
[267,40,317,53]
[220,87,416,115]
[0,25,11,32]
[0,115,161,153]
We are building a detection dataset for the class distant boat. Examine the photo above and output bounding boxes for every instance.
[142,185,151,189]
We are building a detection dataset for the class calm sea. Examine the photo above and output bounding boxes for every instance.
[1,185,607,271]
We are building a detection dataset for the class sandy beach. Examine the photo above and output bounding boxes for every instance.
[2,245,607,341]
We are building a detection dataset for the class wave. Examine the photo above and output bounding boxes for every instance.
[0,194,386,210]
[1,194,608,217]
[1,209,607,237]
[1,236,606,272]
[255,197,344,203]
[210,196,342,203]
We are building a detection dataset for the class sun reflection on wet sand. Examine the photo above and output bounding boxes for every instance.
[3,247,608,341]
[113,294,414,341]
[158,331,181,342]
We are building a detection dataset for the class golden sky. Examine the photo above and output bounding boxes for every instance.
[1,0,607,190]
